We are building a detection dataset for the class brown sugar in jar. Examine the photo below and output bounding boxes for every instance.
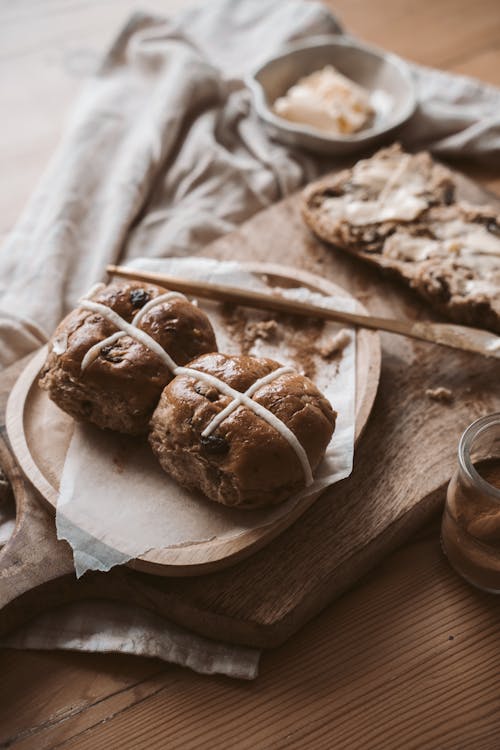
[441,414,500,593]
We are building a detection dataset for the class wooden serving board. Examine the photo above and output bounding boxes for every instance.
[6,265,381,576]
[0,169,499,649]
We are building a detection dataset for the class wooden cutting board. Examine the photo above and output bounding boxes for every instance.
[1,169,499,649]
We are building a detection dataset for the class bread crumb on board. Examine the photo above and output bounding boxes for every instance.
[425,386,454,404]
[246,319,279,342]
[319,329,351,359]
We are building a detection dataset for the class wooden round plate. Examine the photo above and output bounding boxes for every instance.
[6,263,381,576]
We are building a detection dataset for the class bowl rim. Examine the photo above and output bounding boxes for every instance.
[245,34,417,143]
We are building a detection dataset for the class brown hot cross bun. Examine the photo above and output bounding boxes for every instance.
[148,352,336,509]
[39,281,217,434]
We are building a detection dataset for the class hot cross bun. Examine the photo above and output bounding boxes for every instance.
[148,352,336,508]
[39,280,217,434]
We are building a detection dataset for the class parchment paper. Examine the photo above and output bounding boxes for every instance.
[56,257,356,577]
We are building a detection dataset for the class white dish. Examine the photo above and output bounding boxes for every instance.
[247,36,416,155]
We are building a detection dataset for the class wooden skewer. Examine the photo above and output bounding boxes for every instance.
[106,264,500,360]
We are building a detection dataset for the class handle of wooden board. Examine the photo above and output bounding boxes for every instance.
[0,432,225,639]
[106,265,500,359]
[0,436,78,636]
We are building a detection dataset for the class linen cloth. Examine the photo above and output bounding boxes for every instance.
[2,0,500,678]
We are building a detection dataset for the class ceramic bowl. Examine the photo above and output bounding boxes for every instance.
[247,36,416,155]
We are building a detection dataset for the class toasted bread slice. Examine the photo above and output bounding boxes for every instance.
[302,144,500,333]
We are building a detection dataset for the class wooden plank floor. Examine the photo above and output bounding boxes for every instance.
[1,1,500,748]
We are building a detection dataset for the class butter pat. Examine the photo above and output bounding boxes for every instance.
[273,65,374,135]
[323,153,430,226]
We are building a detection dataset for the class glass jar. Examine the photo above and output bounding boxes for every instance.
[441,413,500,593]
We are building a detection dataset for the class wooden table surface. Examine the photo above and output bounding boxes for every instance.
[1,1,500,748]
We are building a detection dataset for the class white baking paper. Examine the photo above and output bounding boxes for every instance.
[56,257,357,577]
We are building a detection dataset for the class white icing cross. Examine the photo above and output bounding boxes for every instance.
[175,366,314,486]
[80,291,187,371]
[202,365,294,438]
[72,284,314,486]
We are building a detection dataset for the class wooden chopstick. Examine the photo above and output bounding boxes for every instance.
[106,264,500,359]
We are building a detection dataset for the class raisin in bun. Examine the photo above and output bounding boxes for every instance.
[149,353,336,509]
[39,281,217,434]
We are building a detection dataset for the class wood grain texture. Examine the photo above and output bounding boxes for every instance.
[2,0,500,748]
[449,46,500,86]
[3,521,500,750]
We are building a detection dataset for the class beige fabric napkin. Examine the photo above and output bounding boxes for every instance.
[2,0,500,678]
[2,601,260,679]
[0,0,338,370]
